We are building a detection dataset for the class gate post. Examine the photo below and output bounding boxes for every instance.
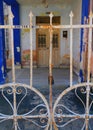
[0,0,7,84]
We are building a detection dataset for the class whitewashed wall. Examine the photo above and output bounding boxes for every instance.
[20,0,82,69]
[72,0,81,72]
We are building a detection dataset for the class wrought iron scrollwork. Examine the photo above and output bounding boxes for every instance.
[53,83,93,130]
[0,83,50,130]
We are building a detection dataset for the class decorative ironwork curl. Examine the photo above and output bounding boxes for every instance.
[2,86,14,111]
[75,87,86,109]
[16,86,27,111]
[53,82,93,129]
[0,83,50,130]
[7,87,13,95]
[90,87,93,96]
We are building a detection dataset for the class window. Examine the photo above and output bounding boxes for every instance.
[38,34,46,48]
[36,16,60,25]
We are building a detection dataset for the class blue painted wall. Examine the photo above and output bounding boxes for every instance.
[0,0,21,84]
[4,0,21,65]
[0,0,7,84]
[4,0,16,5]
[79,0,90,82]
[11,3,21,65]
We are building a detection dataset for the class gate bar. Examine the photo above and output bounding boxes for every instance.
[85,12,93,130]
[9,8,16,83]
[87,12,93,83]
[1,24,93,29]
[49,12,53,130]
[29,11,33,88]
[69,11,74,87]
[9,8,17,130]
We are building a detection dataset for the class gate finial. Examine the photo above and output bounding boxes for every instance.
[49,12,54,18]
[9,8,14,19]
[29,11,33,18]
[29,11,33,26]
[49,12,53,25]
[69,11,74,18]
[89,11,93,18]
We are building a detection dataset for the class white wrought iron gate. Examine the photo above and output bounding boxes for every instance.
[0,9,93,130]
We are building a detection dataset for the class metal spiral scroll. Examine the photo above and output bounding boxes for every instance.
[0,83,50,130]
[53,82,93,130]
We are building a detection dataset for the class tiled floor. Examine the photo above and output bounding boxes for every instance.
[7,68,78,88]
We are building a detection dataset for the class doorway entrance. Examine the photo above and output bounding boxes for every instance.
[36,16,60,67]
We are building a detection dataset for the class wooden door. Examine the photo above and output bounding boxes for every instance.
[52,29,60,67]
[37,28,60,67]
[37,29,49,67]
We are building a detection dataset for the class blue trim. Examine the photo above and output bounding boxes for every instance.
[80,0,90,82]
[11,3,21,65]
[80,0,90,61]
[4,0,21,65]
[0,0,7,84]
[3,0,17,5]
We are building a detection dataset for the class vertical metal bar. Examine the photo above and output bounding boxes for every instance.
[9,8,17,130]
[69,11,74,87]
[85,86,90,130]
[49,12,53,130]
[29,11,33,88]
[85,12,93,130]
[87,12,92,83]
[13,89,17,130]
[49,12,53,77]
[83,17,88,82]
[90,0,93,13]
[9,7,16,83]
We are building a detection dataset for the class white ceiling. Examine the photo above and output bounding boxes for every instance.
[16,0,73,6]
